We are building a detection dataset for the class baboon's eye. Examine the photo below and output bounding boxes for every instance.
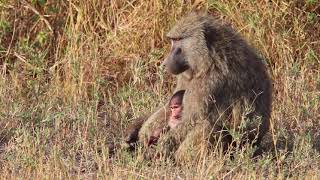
[171,37,183,41]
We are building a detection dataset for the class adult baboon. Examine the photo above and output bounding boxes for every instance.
[137,12,272,160]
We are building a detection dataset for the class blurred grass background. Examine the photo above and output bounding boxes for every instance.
[0,0,319,178]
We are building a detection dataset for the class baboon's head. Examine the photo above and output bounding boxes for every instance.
[162,13,221,76]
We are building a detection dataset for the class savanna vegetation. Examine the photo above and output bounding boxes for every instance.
[0,0,319,179]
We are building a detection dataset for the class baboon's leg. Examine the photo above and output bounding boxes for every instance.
[173,124,236,162]
[138,102,170,145]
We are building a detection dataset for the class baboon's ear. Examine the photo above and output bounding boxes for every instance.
[203,24,218,51]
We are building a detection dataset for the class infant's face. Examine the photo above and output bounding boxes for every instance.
[169,100,183,129]
[170,100,183,120]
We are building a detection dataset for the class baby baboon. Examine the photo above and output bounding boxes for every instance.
[138,12,272,160]
[147,90,185,146]
[125,90,185,147]
[168,90,185,129]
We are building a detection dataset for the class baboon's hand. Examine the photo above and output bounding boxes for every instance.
[125,128,139,145]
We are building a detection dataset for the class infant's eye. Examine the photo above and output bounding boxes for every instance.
[170,105,179,109]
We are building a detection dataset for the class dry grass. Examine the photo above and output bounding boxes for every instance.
[0,0,319,179]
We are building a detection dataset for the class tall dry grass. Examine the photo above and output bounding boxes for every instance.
[0,0,319,179]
